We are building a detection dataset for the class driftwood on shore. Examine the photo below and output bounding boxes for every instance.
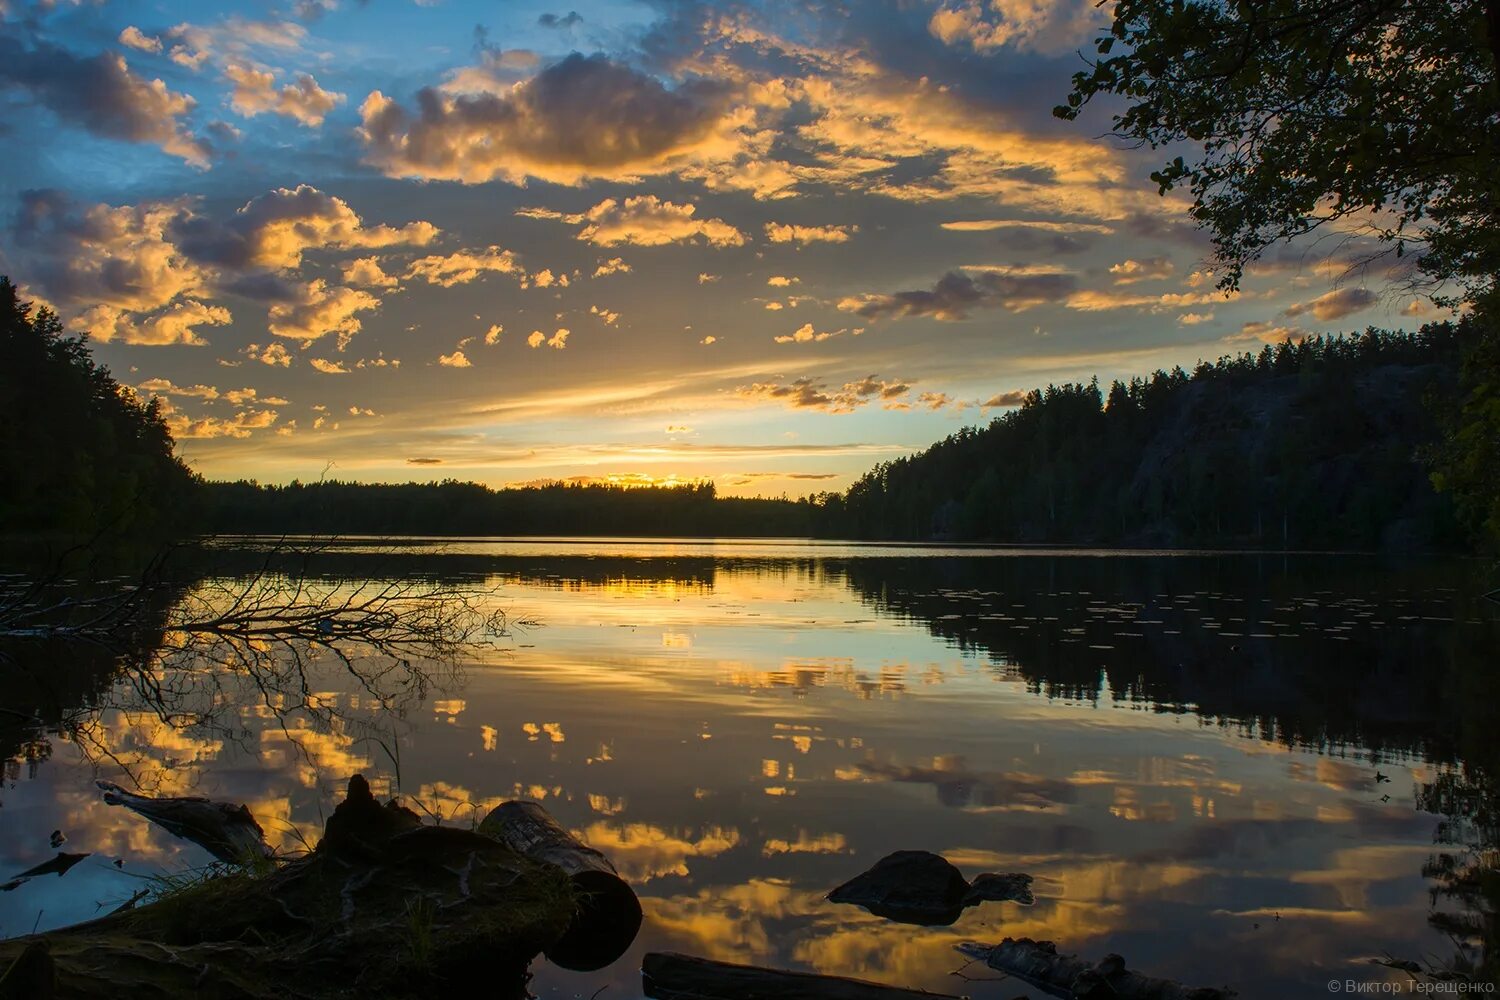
[97,779,273,863]
[957,937,1235,1000]
[0,776,588,999]
[479,800,642,971]
[642,952,968,1000]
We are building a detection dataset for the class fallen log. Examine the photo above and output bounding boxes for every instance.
[956,938,1235,1000]
[0,775,577,999]
[828,850,1033,926]
[642,952,968,1000]
[479,800,642,971]
[97,779,272,863]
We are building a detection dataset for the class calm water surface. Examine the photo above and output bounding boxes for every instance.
[3,538,1496,997]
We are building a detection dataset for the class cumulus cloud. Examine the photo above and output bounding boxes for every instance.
[529,196,744,247]
[1177,311,1214,325]
[12,190,208,322]
[590,305,619,325]
[1109,257,1175,284]
[1063,288,1230,312]
[736,374,910,413]
[244,342,294,366]
[224,62,345,126]
[341,256,398,288]
[267,279,379,345]
[773,322,843,344]
[138,378,219,399]
[928,0,1104,55]
[527,328,570,349]
[982,390,1028,409]
[174,184,438,270]
[593,257,631,277]
[484,324,504,344]
[1282,287,1378,322]
[118,299,232,346]
[840,267,1076,321]
[1227,321,1305,344]
[118,26,163,54]
[767,275,798,287]
[0,37,208,165]
[404,247,523,287]
[309,357,350,373]
[764,222,856,244]
[359,53,740,185]
[167,407,279,439]
[438,349,472,368]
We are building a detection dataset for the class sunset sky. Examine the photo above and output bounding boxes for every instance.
[0,0,1444,495]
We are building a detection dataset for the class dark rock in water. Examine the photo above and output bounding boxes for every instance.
[829,851,1036,925]
[965,872,1035,906]
[827,851,971,925]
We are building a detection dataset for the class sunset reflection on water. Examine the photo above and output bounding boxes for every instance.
[2,542,1492,998]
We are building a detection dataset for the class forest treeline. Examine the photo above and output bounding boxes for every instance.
[1,271,1491,551]
[0,278,197,540]
[819,322,1474,550]
[202,479,807,537]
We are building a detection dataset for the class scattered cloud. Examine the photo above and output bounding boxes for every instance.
[1282,287,1378,322]
[438,349,473,368]
[118,27,163,54]
[341,256,399,288]
[175,184,437,271]
[268,280,379,345]
[773,322,843,344]
[593,257,631,277]
[1109,257,1175,284]
[0,36,208,165]
[527,328,570,349]
[982,390,1028,409]
[224,62,344,126]
[764,222,856,245]
[405,246,523,287]
[309,357,350,373]
[840,267,1075,321]
[532,196,745,247]
[1226,321,1305,345]
[940,219,1114,233]
[928,0,1108,56]
[245,342,294,366]
[736,374,910,413]
[359,53,740,185]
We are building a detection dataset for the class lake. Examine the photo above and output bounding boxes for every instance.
[2,538,1496,997]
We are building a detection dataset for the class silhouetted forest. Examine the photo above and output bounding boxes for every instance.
[0,278,197,539]
[815,323,1471,550]
[202,479,810,537]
